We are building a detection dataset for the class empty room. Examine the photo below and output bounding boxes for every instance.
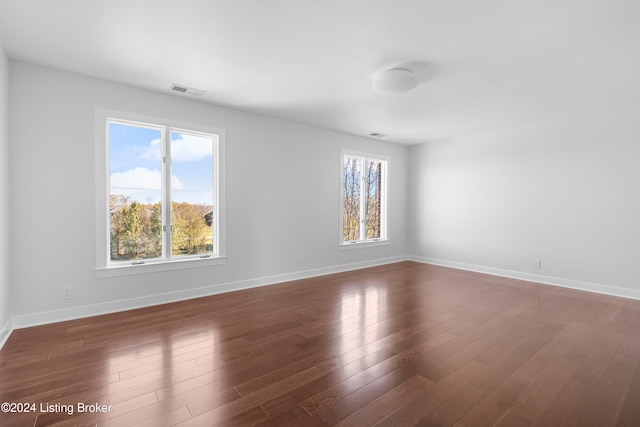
[0,1,639,426]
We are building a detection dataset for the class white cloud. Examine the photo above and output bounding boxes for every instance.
[110,167,183,191]
[138,138,162,161]
[171,134,213,162]
[137,134,212,163]
[171,174,184,189]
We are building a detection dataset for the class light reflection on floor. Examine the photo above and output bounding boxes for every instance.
[338,283,388,373]
[102,326,223,421]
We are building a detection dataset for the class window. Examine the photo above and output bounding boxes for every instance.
[95,109,225,275]
[341,151,388,245]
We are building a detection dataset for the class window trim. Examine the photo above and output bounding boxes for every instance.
[339,149,389,248]
[95,108,226,277]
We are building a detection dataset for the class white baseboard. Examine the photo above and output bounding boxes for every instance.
[0,317,12,351]
[410,255,640,301]
[10,255,407,331]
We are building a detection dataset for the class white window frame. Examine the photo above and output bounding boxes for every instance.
[95,108,226,277]
[339,149,389,249]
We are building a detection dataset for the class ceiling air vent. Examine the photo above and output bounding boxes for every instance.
[369,132,386,137]
[170,84,206,97]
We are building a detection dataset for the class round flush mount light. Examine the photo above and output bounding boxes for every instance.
[372,68,419,94]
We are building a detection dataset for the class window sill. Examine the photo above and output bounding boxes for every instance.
[339,240,390,250]
[96,256,227,278]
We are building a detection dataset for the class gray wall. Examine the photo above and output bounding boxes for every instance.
[8,61,409,324]
[408,105,640,297]
[0,46,10,342]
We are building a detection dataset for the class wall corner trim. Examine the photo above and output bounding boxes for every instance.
[0,317,13,351]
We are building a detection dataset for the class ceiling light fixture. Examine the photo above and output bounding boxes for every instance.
[372,68,419,94]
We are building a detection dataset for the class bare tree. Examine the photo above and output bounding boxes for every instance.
[365,160,382,239]
[343,157,361,241]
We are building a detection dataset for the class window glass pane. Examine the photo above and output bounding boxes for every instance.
[343,156,361,241]
[170,131,215,257]
[365,160,382,239]
[109,122,163,261]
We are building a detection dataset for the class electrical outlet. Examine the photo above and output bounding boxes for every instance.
[532,260,541,270]
[62,286,72,300]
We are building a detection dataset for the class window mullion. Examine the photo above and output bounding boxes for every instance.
[162,128,172,260]
[359,157,367,242]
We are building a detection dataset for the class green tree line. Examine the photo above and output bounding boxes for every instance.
[110,195,212,261]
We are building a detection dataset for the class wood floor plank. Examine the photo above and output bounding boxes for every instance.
[618,329,640,359]
[297,332,454,417]
[134,405,192,427]
[456,339,560,426]
[615,355,640,426]
[258,330,444,417]
[332,375,431,427]
[574,352,638,427]
[572,328,625,385]
[493,412,533,427]
[184,367,324,424]
[313,362,421,425]
[1,261,638,426]
[470,321,563,392]
[419,383,487,426]
[608,301,640,335]
[252,405,327,427]
[508,356,578,423]
[421,334,496,382]
[531,377,597,427]
[373,360,487,427]
[474,330,528,366]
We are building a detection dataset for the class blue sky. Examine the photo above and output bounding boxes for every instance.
[109,122,214,205]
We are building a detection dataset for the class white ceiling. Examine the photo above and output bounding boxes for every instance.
[1,0,639,145]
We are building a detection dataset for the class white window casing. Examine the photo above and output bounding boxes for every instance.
[339,149,389,249]
[95,108,226,277]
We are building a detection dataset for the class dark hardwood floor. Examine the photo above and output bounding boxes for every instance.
[1,261,639,426]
